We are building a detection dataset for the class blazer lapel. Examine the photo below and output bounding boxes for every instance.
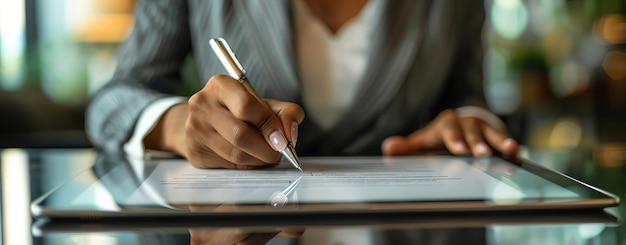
[237,0,300,102]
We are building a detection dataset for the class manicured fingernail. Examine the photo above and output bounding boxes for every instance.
[269,131,287,151]
[502,138,520,156]
[291,121,298,147]
[475,143,489,155]
[455,142,467,151]
[503,138,516,146]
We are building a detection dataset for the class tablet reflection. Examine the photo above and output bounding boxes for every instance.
[186,204,305,245]
[268,176,302,207]
[189,227,303,245]
[184,175,304,244]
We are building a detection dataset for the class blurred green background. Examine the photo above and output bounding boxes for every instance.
[0,0,625,150]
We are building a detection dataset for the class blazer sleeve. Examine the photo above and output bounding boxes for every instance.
[86,0,191,152]
[433,1,488,113]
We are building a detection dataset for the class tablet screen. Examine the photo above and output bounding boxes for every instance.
[125,157,576,205]
[31,154,620,218]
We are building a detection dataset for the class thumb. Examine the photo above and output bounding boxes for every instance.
[266,100,305,147]
[248,101,289,152]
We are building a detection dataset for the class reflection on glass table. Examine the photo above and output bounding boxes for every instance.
[0,148,623,245]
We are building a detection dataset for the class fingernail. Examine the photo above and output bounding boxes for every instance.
[269,131,287,151]
[454,142,467,152]
[503,138,516,146]
[475,143,489,156]
[291,121,298,147]
[502,138,519,156]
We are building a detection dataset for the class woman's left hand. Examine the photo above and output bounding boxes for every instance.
[382,109,520,157]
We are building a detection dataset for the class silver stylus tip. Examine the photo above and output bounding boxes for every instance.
[281,143,303,172]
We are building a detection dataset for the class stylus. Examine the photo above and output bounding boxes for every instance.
[209,37,303,172]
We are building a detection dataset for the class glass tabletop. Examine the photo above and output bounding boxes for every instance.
[1,147,624,245]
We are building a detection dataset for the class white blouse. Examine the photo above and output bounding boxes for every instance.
[294,0,381,130]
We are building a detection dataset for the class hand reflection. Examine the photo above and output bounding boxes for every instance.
[187,175,304,244]
[187,205,304,245]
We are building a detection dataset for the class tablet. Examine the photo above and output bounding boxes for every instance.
[32,209,620,235]
[31,153,620,221]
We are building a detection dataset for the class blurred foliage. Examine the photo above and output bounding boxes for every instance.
[508,47,550,74]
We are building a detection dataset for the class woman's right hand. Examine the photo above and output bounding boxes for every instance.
[145,74,305,169]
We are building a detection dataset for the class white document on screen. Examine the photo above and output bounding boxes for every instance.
[123,156,578,206]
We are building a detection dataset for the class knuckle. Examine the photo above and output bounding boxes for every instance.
[440,109,456,118]
[463,116,482,125]
[187,93,203,109]
[284,103,305,120]
[206,74,231,88]
[230,124,253,148]
[228,147,248,164]
[231,96,257,119]
[187,94,212,117]
[435,110,457,127]
[284,102,303,113]
[257,111,274,129]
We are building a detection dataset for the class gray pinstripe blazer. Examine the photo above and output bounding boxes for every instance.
[86,0,487,156]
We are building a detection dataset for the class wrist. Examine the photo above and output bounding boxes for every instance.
[144,103,189,156]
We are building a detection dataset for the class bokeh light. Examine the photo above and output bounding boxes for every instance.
[0,0,26,90]
[593,143,626,167]
[602,50,626,81]
[486,49,521,114]
[577,224,606,240]
[491,0,529,39]
[527,0,565,36]
[549,60,590,98]
[593,14,626,44]
[548,118,582,148]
